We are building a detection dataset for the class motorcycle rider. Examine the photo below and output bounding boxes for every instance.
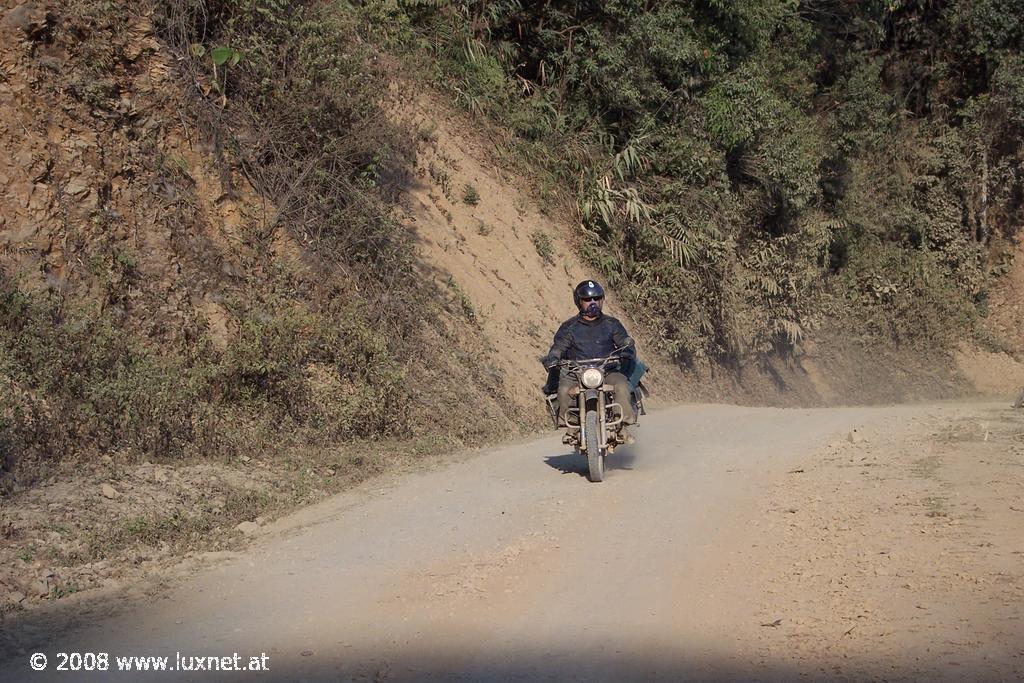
[541,280,637,437]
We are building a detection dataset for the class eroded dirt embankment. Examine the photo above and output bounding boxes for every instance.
[0,2,689,618]
[386,90,688,413]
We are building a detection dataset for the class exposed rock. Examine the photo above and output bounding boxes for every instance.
[4,4,51,43]
[100,483,118,499]
[0,221,35,246]
[1,4,40,34]
[847,430,866,445]
[65,180,90,196]
[29,156,52,183]
[27,578,48,598]
[28,182,51,212]
[38,55,63,71]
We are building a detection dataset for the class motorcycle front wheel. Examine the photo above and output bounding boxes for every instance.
[585,409,604,482]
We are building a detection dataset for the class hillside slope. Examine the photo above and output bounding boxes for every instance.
[956,238,1024,395]
[391,92,689,412]
[0,0,535,487]
[388,91,896,410]
[0,0,684,618]
[380,0,1024,403]
[0,0,564,615]
[1,0,1020,622]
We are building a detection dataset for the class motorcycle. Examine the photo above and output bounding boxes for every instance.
[543,351,648,482]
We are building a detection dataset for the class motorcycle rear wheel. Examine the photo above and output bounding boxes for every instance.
[585,409,604,482]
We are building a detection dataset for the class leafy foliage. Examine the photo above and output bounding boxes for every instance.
[385,0,1024,365]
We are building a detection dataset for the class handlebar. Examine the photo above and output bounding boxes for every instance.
[557,354,622,368]
[546,343,633,371]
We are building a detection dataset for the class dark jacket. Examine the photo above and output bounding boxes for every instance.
[541,313,635,369]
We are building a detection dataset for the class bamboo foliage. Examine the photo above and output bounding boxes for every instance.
[736,237,819,351]
[579,175,652,229]
[662,234,697,268]
[579,129,655,236]
[399,0,453,7]
[613,131,650,181]
[778,318,804,345]
[392,0,1021,362]
[658,216,722,268]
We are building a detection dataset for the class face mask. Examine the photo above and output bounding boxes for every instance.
[584,302,601,316]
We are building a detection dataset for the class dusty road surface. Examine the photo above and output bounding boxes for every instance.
[2,403,1022,682]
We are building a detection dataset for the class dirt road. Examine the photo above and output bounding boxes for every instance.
[2,403,1022,682]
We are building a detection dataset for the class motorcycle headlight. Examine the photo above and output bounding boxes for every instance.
[581,368,604,389]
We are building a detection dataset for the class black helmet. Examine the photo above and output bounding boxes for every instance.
[573,279,605,309]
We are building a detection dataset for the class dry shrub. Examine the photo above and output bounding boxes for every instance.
[0,0,521,492]
[155,0,417,287]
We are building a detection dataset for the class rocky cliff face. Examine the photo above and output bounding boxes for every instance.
[0,2,253,344]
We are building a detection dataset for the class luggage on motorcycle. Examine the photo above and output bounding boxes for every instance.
[541,366,560,396]
[625,358,647,392]
[635,379,650,399]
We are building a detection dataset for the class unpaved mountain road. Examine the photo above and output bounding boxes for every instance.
[2,402,1022,682]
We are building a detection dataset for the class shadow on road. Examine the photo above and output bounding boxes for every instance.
[199,645,984,683]
[543,452,587,477]
[544,448,637,477]
[2,624,1013,683]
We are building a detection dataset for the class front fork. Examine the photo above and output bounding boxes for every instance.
[572,387,623,452]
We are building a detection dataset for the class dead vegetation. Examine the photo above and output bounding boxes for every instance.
[0,0,532,489]
[0,0,534,614]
